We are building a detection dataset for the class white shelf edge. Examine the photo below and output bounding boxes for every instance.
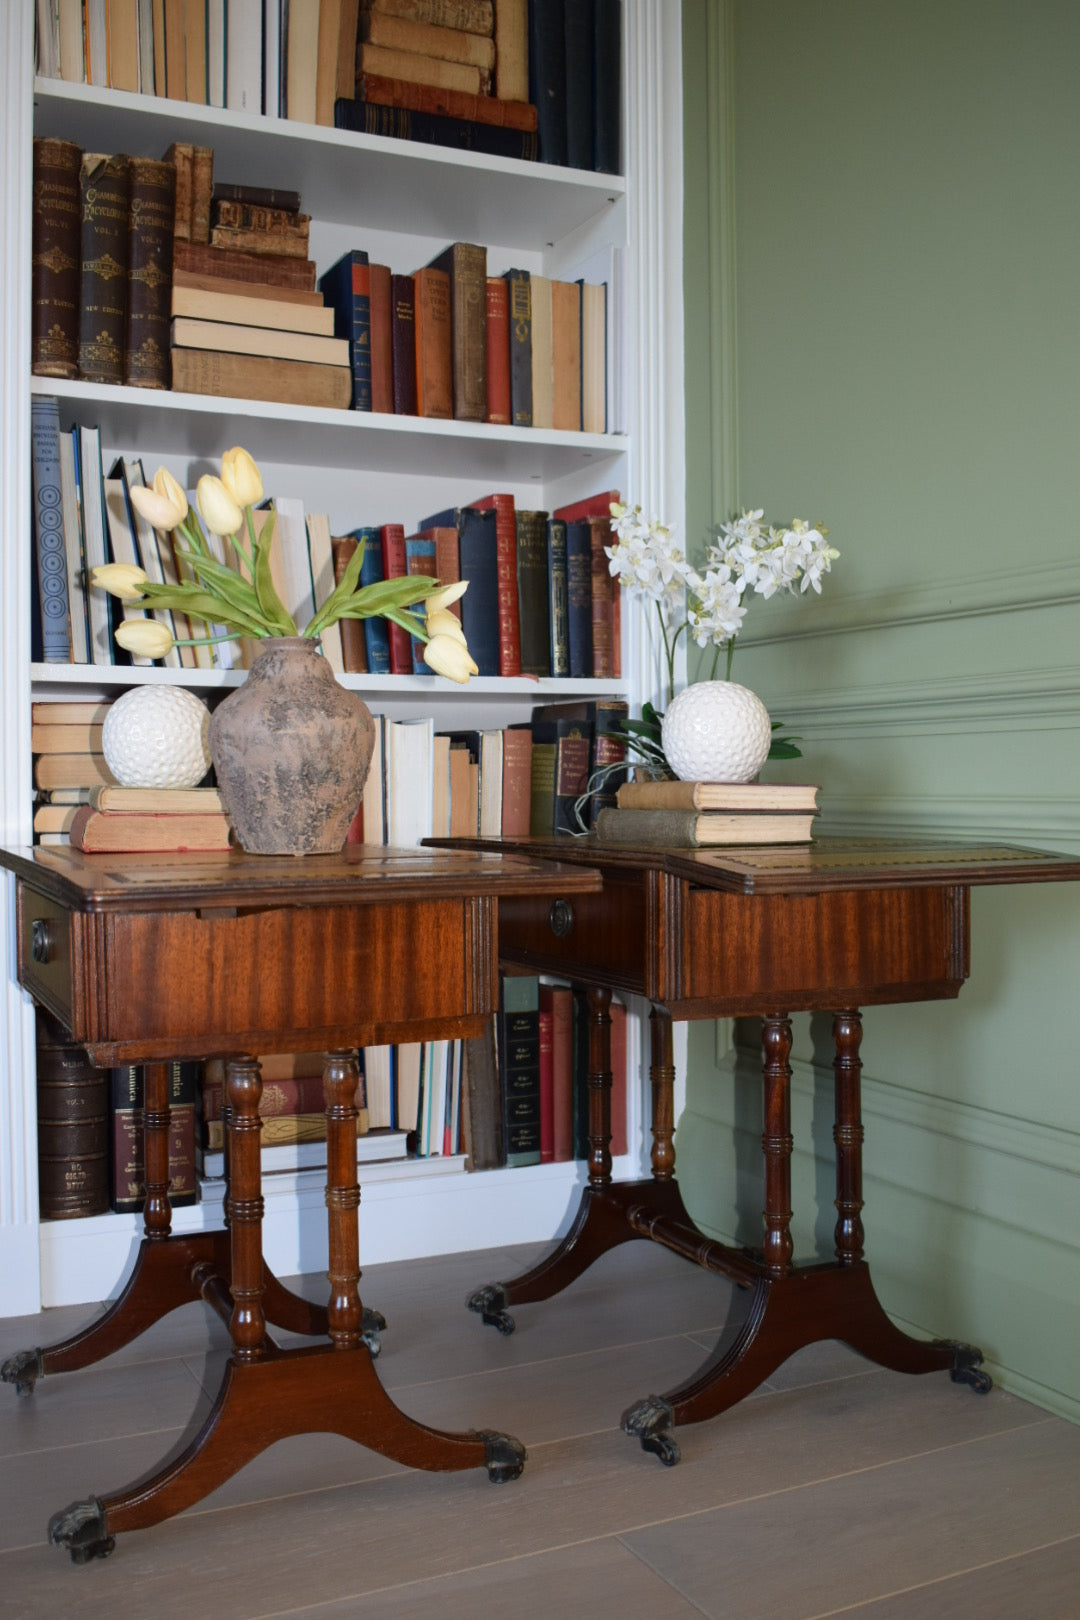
[31,664,628,696]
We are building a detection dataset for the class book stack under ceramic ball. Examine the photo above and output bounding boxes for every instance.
[594,779,821,849]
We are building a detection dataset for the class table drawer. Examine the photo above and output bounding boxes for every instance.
[17,888,75,1027]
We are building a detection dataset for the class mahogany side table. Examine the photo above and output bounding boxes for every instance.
[0,842,601,1560]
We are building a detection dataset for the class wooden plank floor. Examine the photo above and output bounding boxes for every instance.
[1,1239,1078,1618]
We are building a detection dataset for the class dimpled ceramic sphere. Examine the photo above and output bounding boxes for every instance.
[102,685,212,789]
[660,681,773,784]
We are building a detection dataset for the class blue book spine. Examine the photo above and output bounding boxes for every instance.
[30,396,72,663]
[318,250,371,411]
[419,506,500,678]
[351,527,390,672]
[565,519,593,679]
[404,535,437,672]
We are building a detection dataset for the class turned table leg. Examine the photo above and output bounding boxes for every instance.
[225,1055,267,1361]
[649,1005,677,1181]
[833,1010,866,1264]
[761,1013,794,1277]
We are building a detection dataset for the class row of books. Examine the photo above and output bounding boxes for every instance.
[319,245,608,433]
[36,2,620,174]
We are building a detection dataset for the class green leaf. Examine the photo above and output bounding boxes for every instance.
[249,510,297,635]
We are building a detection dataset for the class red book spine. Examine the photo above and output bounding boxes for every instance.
[551,488,621,523]
[471,492,522,676]
[540,983,574,1163]
[379,522,413,674]
[202,1072,327,1119]
[431,525,461,614]
[589,515,615,678]
[485,276,511,425]
[538,1004,554,1163]
[500,725,532,837]
[369,262,393,413]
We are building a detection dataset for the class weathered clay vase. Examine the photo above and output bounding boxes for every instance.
[209,637,375,855]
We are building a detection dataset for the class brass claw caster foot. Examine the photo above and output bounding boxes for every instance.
[48,1499,116,1563]
[1,1348,43,1397]
[360,1306,386,1358]
[480,1431,526,1483]
[937,1340,993,1394]
[622,1395,681,1467]
[467,1282,515,1336]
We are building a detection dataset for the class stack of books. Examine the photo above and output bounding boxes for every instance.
[595,779,821,848]
[65,786,233,854]
[31,701,117,835]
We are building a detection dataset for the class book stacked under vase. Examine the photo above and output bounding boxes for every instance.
[595,779,821,849]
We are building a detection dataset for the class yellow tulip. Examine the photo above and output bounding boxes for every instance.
[423,633,478,684]
[114,619,176,660]
[90,562,149,601]
[425,580,468,614]
[196,474,243,538]
[129,469,188,531]
[425,606,467,644]
[220,446,263,509]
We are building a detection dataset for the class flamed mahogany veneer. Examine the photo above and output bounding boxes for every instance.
[432,834,1080,1467]
[0,844,601,1562]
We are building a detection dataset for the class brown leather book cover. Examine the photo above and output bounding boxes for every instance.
[35,1009,109,1219]
[110,1061,197,1211]
[78,152,131,385]
[161,140,194,240]
[190,145,213,242]
[357,40,484,94]
[500,724,533,838]
[551,278,582,431]
[69,805,233,851]
[505,266,532,426]
[390,272,418,413]
[485,275,511,424]
[331,535,368,673]
[379,523,413,673]
[470,493,522,676]
[172,239,318,290]
[430,525,461,607]
[588,513,615,677]
[355,70,536,130]
[514,507,551,676]
[169,348,352,409]
[31,137,82,380]
[369,262,393,412]
[413,266,453,418]
[427,241,487,421]
[125,156,176,389]
[211,199,309,233]
[210,224,311,259]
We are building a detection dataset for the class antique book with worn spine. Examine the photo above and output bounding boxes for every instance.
[379,522,413,674]
[354,70,536,129]
[169,348,352,409]
[161,139,194,241]
[550,277,581,431]
[594,807,819,848]
[498,973,541,1167]
[493,0,528,101]
[31,137,82,379]
[209,222,311,259]
[35,1010,109,1220]
[484,275,511,423]
[369,262,393,411]
[546,515,569,677]
[78,151,131,384]
[513,507,551,676]
[125,156,176,388]
[172,238,318,291]
[412,265,453,417]
[427,240,487,421]
[504,267,532,426]
[334,98,538,160]
[390,271,418,414]
[469,493,521,676]
[331,536,368,673]
[364,0,495,32]
[357,41,485,95]
[319,248,372,409]
[69,805,233,852]
[110,1061,198,1212]
[361,9,496,70]
[616,780,821,812]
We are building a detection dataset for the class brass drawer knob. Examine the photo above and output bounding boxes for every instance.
[31,919,54,964]
[549,899,574,938]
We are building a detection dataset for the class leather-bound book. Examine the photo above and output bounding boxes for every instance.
[588,511,615,677]
[369,262,393,411]
[354,70,537,130]
[498,973,541,1167]
[210,221,311,258]
[500,723,533,838]
[364,0,496,34]
[485,275,511,424]
[513,507,551,676]
[427,241,487,421]
[169,349,352,409]
[528,0,567,165]
[546,515,569,677]
[379,522,413,673]
[161,140,194,240]
[529,272,553,427]
[35,1009,109,1219]
[31,137,82,379]
[592,0,622,174]
[419,505,500,675]
[504,266,532,426]
[333,96,539,158]
[319,248,373,410]
[78,152,131,385]
[357,41,484,95]
[361,10,496,73]
[109,1061,198,1213]
[172,239,318,291]
[331,535,368,673]
[390,271,418,414]
[493,0,528,101]
[563,0,594,170]
[191,145,213,242]
[469,492,521,676]
[125,156,176,389]
[413,265,453,417]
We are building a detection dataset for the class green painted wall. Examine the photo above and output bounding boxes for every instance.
[680,0,1080,1419]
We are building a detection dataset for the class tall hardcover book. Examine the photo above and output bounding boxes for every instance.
[532,696,628,824]
[551,277,581,430]
[469,493,521,676]
[461,1017,503,1170]
[58,431,91,664]
[592,0,622,174]
[539,981,574,1162]
[125,156,176,389]
[563,0,595,170]
[109,1061,198,1212]
[350,526,392,672]
[427,240,487,421]
[589,512,616,677]
[494,0,528,101]
[390,271,418,414]
[31,137,82,379]
[35,1009,109,1219]
[564,518,593,678]
[528,0,567,165]
[419,505,500,676]
[504,266,532,425]
[485,275,511,424]
[529,272,553,428]
[78,152,130,385]
[30,396,72,664]
[500,723,533,837]
[317,248,372,410]
[379,522,413,673]
[404,531,438,672]
[331,536,368,673]
[513,508,551,676]
[498,973,541,1167]
[413,265,453,417]
[529,710,592,836]
[546,515,569,676]
[578,278,607,433]
[369,262,393,411]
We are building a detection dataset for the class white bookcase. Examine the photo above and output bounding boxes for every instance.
[0,0,685,1314]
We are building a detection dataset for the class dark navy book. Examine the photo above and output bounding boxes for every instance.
[564,518,594,678]
[349,527,390,672]
[318,249,371,411]
[418,505,500,677]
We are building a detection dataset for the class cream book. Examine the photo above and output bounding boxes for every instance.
[170,316,349,367]
[88,785,224,813]
[595,806,817,848]
[616,780,820,812]
[171,285,336,335]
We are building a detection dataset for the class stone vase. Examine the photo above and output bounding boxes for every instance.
[209,637,375,855]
